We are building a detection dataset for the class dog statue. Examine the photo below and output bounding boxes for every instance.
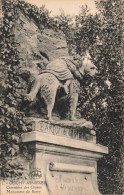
[25,52,98,120]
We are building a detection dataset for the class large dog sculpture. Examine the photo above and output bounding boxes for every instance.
[25,53,98,120]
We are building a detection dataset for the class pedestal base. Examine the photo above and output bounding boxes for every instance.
[21,118,108,195]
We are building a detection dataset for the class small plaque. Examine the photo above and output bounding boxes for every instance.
[47,171,96,195]
[46,162,96,195]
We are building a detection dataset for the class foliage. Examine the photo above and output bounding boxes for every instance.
[95,1,123,194]
[54,9,74,36]
[75,5,101,53]
[17,1,52,29]
[0,0,28,178]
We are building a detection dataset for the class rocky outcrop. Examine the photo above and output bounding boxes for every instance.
[15,8,69,77]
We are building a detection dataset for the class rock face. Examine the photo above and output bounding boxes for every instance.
[15,8,69,75]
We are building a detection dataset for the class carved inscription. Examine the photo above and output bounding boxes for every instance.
[31,120,95,142]
[39,122,70,137]
[49,172,96,195]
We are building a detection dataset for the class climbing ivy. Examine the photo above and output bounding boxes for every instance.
[0,0,28,178]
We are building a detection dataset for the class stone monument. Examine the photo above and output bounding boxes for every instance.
[21,54,108,195]
[14,10,108,194]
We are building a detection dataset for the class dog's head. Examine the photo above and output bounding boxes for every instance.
[83,62,98,77]
[79,51,98,77]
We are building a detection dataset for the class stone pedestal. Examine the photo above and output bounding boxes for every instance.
[21,118,108,195]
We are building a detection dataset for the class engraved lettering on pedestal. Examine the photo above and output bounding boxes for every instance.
[44,123,49,132]
[49,124,53,133]
[35,121,78,138]
[63,128,68,137]
[28,119,96,143]
[39,121,45,131]
[47,162,96,195]
[74,130,79,139]
[52,126,59,135]
[68,129,73,138]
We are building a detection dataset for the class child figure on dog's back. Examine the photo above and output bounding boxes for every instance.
[40,55,82,94]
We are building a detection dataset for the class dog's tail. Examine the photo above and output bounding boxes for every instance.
[25,76,41,102]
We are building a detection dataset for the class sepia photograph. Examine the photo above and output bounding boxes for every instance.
[0,0,123,194]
